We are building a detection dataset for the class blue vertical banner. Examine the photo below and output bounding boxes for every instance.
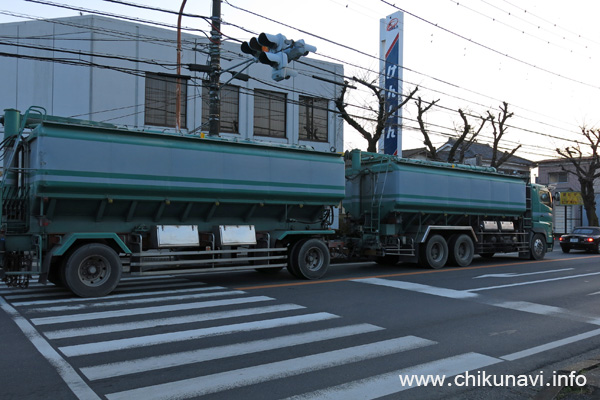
[380,12,404,156]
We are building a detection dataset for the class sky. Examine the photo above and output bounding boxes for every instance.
[1,0,600,161]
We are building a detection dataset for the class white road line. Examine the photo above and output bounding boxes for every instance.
[105,336,435,400]
[59,312,340,357]
[0,297,100,400]
[287,352,501,399]
[468,271,600,292]
[31,295,273,325]
[11,285,225,306]
[26,290,244,313]
[356,278,600,325]
[45,303,306,339]
[356,278,479,299]
[501,327,600,361]
[474,268,574,279]
[82,323,386,381]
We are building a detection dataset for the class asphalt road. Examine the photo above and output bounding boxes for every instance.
[1,246,600,399]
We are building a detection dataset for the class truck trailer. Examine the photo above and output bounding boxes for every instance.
[0,108,554,297]
[342,150,554,268]
[0,107,344,297]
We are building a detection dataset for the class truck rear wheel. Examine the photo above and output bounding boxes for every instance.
[419,234,448,269]
[63,243,122,297]
[448,234,474,267]
[292,238,329,279]
[530,233,547,260]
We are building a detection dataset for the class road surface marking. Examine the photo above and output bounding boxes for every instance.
[356,278,479,299]
[0,297,100,400]
[82,323,385,380]
[45,303,305,339]
[467,271,600,292]
[30,295,274,325]
[59,312,340,357]
[25,289,243,312]
[357,278,600,324]
[104,336,435,400]
[11,285,225,306]
[474,268,574,279]
[286,352,501,399]
[501,327,600,361]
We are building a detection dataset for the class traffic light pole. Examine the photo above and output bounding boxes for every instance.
[208,0,221,136]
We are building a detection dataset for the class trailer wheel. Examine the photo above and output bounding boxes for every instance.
[448,234,474,267]
[529,233,547,260]
[286,241,303,278]
[293,238,330,280]
[419,234,448,269]
[63,243,122,297]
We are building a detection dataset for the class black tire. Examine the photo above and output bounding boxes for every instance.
[286,241,303,278]
[530,233,547,260]
[293,238,330,280]
[419,234,448,269]
[63,243,122,297]
[448,234,475,267]
[595,241,600,255]
[561,246,571,254]
[479,253,495,259]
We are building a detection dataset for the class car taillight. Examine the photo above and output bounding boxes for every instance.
[559,237,564,241]
[587,237,594,242]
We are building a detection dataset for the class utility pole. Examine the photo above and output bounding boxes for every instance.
[175,0,187,132]
[208,0,221,136]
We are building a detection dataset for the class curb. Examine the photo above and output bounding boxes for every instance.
[533,358,600,399]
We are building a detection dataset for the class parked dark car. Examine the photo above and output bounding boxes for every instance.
[559,226,600,254]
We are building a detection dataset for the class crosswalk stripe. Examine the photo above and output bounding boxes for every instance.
[81,323,385,381]
[31,295,274,325]
[45,303,306,339]
[25,290,242,313]
[105,336,435,400]
[59,312,340,357]
[11,285,225,306]
[286,352,501,399]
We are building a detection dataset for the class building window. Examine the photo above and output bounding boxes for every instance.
[299,96,328,142]
[548,171,568,184]
[202,83,239,134]
[144,72,187,128]
[254,89,286,138]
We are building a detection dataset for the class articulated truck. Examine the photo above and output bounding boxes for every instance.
[342,150,553,268]
[0,108,553,297]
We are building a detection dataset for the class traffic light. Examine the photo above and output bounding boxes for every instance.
[259,51,298,81]
[240,33,316,82]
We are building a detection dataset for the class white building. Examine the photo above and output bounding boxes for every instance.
[0,15,344,152]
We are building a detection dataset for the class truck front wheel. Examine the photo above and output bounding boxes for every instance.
[419,234,448,269]
[530,233,547,260]
[292,238,330,280]
[63,243,122,297]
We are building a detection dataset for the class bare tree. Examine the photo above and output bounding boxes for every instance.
[415,97,440,160]
[556,128,600,226]
[487,102,521,169]
[335,76,418,153]
[446,109,489,164]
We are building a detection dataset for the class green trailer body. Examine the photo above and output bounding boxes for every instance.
[343,150,553,268]
[0,108,344,296]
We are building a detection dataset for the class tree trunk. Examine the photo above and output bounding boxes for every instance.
[580,178,599,226]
